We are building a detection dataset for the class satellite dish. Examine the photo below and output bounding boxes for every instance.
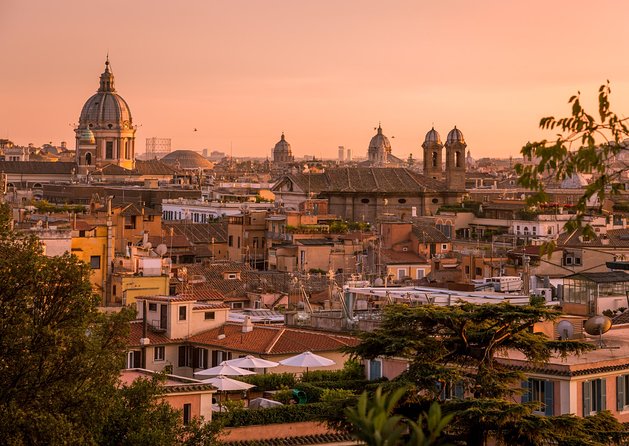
[557,320,575,340]
[155,244,168,256]
[584,315,612,336]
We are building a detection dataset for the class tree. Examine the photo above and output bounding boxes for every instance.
[0,203,220,445]
[347,302,628,445]
[516,82,629,250]
[345,387,453,446]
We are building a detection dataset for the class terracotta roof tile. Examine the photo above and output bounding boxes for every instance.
[187,324,358,355]
[128,320,182,347]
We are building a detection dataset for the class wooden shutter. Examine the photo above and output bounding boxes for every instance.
[178,346,186,367]
[544,381,554,416]
[583,381,591,416]
[600,378,607,411]
[133,351,141,368]
[618,376,625,412]
[201,348,208,369]
[211,350,219,367]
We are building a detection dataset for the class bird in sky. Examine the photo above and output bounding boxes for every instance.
[193,128,198,132]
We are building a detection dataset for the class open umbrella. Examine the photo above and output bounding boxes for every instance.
[195,363,256,377]
[203,375,255,412]
[279,351,336,373]
[224,355,280,369]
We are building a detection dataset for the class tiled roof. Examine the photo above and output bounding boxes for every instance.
[99,163,136,176]
[162,221,228,244]
[177,283,226,301]
[612,311,629,325]
[0,161,77,174]
[134,159,180,176]
[277,167,447,194]
[136,295,197,303]
[128,320,181,347]
[188,323,359,355]
[192,303,230,310]
[222,433,354,446]
[558,228,629,248]
[119,203,162,217]
[179,262,258,298]
[412,223,450,243]
[148,235,193,249]
[381,249,428,265]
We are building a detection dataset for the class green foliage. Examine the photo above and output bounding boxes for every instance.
[346,303,598,445]
[516,82,629,243]
[320,388,356,403]
[295,382,325,403]
[236,372,296,391]
[271,387,296,404]
[30,199,87,214]
[216,401,349,427]
[301,359,364,382]
[344,387,453,446]
[0,202,221,445]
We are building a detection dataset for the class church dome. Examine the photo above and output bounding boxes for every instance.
[78,59,133,130]
[369,124,391,153]
[423,127,441,145]
[160,150,213,169]
[446,126,465,144]
[79,128,96,144]
[274,133,292,155]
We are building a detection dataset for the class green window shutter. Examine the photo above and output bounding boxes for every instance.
[544,381,554,416]
[583,381,591,416]
[600,378,607,411]
[521,380,530,403]
[617,376,625,412]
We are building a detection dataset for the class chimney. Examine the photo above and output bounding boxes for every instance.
[242,315,253,333]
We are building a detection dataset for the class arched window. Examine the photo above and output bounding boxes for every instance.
[85,152,92,165]
[455,151,461,168]
[124,140,130,159]
[432,151,438,167]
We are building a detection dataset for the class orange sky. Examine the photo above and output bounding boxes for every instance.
[2,0,629,160]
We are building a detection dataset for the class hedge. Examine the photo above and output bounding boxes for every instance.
[216,401,352,427]
[236,373,296,392]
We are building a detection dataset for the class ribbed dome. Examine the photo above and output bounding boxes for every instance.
[273,133,292,155]
[79,128,96,144]
[424,127,441,144]
[446,126,465,144]
[160,150,213,169]
[78,59,132,130]
[369,125,391,152]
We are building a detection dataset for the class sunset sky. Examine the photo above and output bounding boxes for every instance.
[2,0,629,160]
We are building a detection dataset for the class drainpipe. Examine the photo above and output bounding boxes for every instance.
[142,299,147,369]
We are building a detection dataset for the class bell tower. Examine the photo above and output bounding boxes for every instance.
[422,127,443,180]
[445,126,467,191]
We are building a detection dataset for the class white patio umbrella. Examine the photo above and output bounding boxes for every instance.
[224,355,280,369]
[279,351,336,373]
[203,375,255,412]
[194,363,256,377]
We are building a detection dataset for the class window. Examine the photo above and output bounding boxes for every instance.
[105,141,114,159]
[154,346,165,362]
[124,216,136,230]
[398,198,407,204]
[90,255,101,269]
[79,230,86,237]
[126,350,141,368]
[194,347,208,369]
[475,267,482,276]
[432,198,439,204]
[617,375,629,411]
[148,303,157,312]
[204,311,215,320]
[583,379,606,416]
[442,244,448,250]
[397,268,407,280]
[231,302,243,309]
[228,235,233,247]
[368,359,382,380]
[437,381,465,401]
[179,306,187,321]
[183,403,192,425]
[523,378,554,415]
[178,346,193,367]
[416,269,425,279]
[237,237,241,248]
[361,198,370,204]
